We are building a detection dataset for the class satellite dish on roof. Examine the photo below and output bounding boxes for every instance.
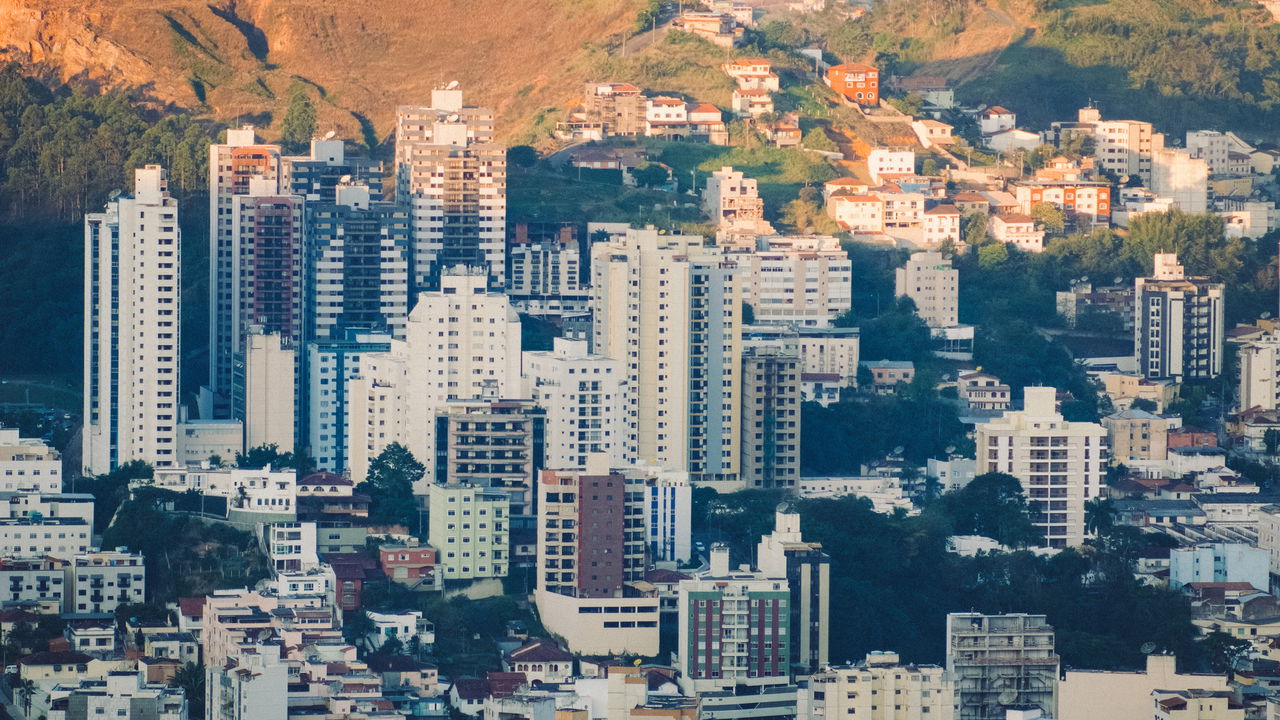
[893,446,904,455]
[1113,276,1123,285]
[323,130,337,140]
[446,80,460,90]
[945,445,956,454]
[997,690,1018,705]
[1140,642,1158,654]
[447,114,460,123]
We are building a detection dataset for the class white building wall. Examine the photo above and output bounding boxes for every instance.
[895,251,958,328]
[0,429,62,493]
[974,387,1107,547]
[347,269,521,485]
[521,338,633,470]
[84,166,182,475]
[244,333,295,452]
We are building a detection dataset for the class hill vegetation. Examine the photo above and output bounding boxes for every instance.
[0,0,645,146]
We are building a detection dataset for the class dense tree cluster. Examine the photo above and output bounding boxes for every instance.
[698,488,1206,670]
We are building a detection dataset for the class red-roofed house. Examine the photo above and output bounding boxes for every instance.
[991,213,1047,252]
[825,63,879,106]
[732,89,774,117]
[922,204,960,247]
[827,194,883,233]
[979,106,1016,135]
[723,59,780,91]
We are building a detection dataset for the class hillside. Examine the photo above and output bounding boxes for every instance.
[0,0,643,145]
[852,0,1280,138]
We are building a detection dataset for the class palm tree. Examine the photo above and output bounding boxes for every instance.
[1084,497,1116,537]
[169,662,206,719]
[14,676,36,717]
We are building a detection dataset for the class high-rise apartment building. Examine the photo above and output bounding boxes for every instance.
[347,267,522,485]
[230,182,304,355]
[895,251,958,328]
[240,332,296,452]
[396,87,506,289]
[591,228,743,489]
[208,127,282,404]
[638,465,692,564]
[946,613,1058,720]
[506,222,589,317]
[1134,253,1224,382]
[303,182,412,345]
[741,347,802,490]
[677,545,791,694]
[434,398,545,518]
[810,652,955,720]
[426,482,509,580]
[756,509,829,675]
[734,235,852,327]
[83,165,182,474]
[974,387,1107,547]
[281,138,383,203]
[522,338,632,470]
[305,329,392,472]
[534,463,660,656]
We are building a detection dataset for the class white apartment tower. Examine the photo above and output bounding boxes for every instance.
[591,228,744,489]
[895,250,959,328]
[396,87,506,289]
[974,387,1107,547]
[735,235,853,327]
[1240,332,1280,412]
[347,267,522,484]
[521,338,633,469]
[84,165,182,475]
[208,126,282,404]
[1134,253,1224,382]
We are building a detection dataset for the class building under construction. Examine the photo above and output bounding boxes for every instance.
[945,612,1059,720]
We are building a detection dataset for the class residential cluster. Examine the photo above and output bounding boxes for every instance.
[16,5,1280,720]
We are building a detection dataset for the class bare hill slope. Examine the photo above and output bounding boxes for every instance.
[0,0,641,143]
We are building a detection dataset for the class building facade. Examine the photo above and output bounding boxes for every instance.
[734,235,852,328]
[396,88,506,289]
[946,613,1059,720]
[756,509,829,675]
[895,251,958,328]
[522,338,632,470]
[591,228,743,489]
[740,347,802,490]
[1134,254,1224,382]
[83,165,182,474]
[974,387,1107,547]
[426,482,509,580]
[810,652,955,720]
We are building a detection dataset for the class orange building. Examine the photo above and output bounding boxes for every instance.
[825,63,879,106]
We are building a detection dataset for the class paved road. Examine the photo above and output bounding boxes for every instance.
[619,4,676,56]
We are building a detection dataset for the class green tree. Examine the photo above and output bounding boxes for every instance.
[1266,428,1280,456]
[938,472,1040,547]
[281,86,317,152]
[236,443,297,470]
[170,662,206,719]
[507,145,537,168]
[14,676,35,716]
[630,162,671,188]
[962,211,990,246]
[357,443,424,529]
[742,302,756,324]
[978,242,1009,268]
[1084,497,1116,536]
[1030,202,1066,234]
